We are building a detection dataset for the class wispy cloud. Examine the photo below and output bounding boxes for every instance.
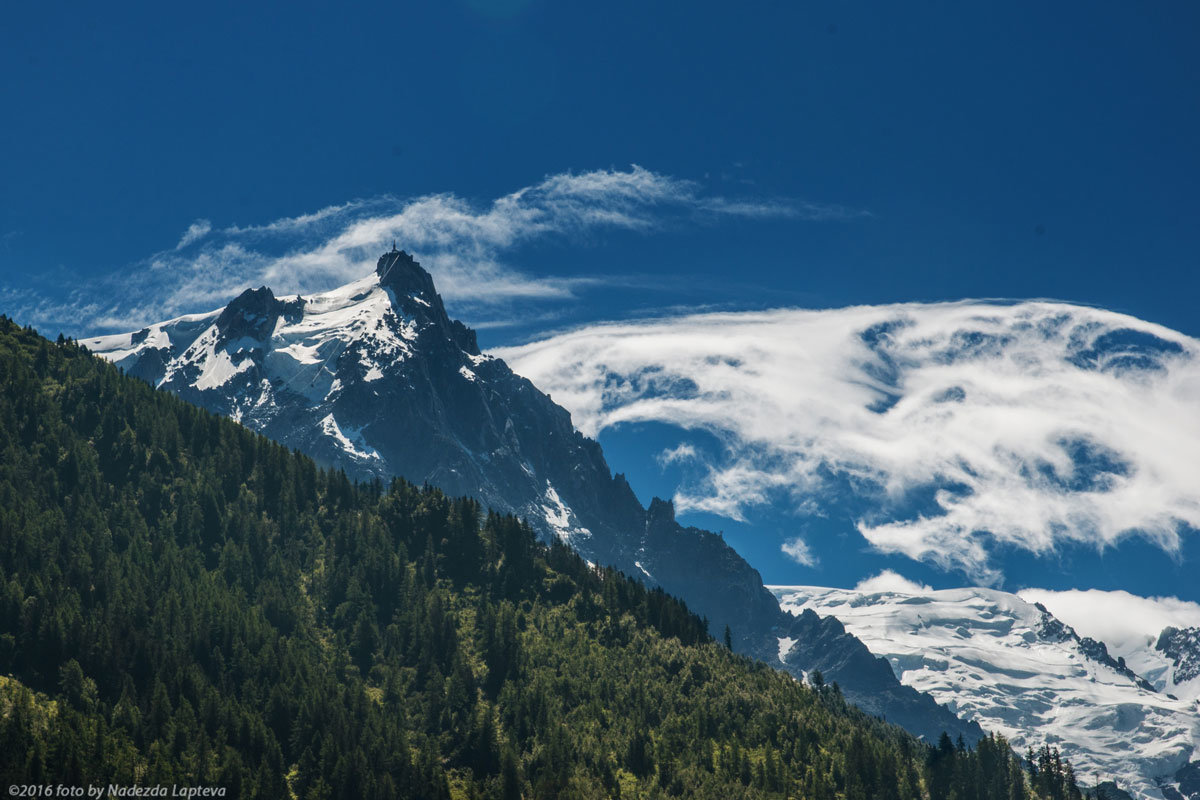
[781,536,819,568]
[17,166,848,336]
[175,219,212,249]
[1018,587,1200,659]
[657,443,699,467]
[496,301,1200,582]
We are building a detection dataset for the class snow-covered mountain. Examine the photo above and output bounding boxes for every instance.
[81,249,982,745]
[84,250,601,540]
[772,583,1200,800]
[1015,590,1200,715]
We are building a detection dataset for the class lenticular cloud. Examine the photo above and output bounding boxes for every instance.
[495,301,1200,578]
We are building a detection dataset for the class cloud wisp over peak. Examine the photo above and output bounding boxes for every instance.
[16,166,840,337]
[496,301,1200,582]
[1018,588,1200,659]
[853,570,933,595]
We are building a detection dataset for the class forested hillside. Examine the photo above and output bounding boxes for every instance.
[0,318,1084,799]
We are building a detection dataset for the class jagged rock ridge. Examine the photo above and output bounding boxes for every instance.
[1159,628,1200,687]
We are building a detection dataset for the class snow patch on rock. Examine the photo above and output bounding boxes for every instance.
[777,636,797,663]
[320,414,381,462]
[538,482,591,544]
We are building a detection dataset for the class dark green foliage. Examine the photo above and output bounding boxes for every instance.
[1026,745,1087,800]
[0,318,1088,799]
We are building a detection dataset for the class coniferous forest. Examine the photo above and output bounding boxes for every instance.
[0,317,1088,798]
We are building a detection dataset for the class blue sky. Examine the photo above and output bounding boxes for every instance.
[4,1,1199,338]
[3,2,1199,600]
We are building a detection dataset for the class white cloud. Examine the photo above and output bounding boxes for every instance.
[495,301,1200,580]
[1017,588,1200,658]
[222,200,369,236]
[699,196,867,221]
[33,166,833,336]
[781,536,819,567]
[176,219,212,249]
[853,570,932,594]
[657,443,698,466]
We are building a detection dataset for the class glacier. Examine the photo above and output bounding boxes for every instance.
[773,583,1200,799]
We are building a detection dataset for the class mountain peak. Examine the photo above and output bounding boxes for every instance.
[376,248,437,298]
[374,248,479,355]
[648,496,676,523]
[1157,626,1200,684]
[214,285,304,344]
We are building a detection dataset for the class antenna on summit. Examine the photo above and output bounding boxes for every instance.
[391,240,398,252]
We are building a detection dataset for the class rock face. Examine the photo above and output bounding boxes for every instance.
[776,607,985,742]
[774,584,1200,800]
[1033,603,1157,692]
[1159,628,1200,689]
[1170,760,1200,800]
[82,249,981,744]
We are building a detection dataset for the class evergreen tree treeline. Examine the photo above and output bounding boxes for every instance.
[0,319,1087,799]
